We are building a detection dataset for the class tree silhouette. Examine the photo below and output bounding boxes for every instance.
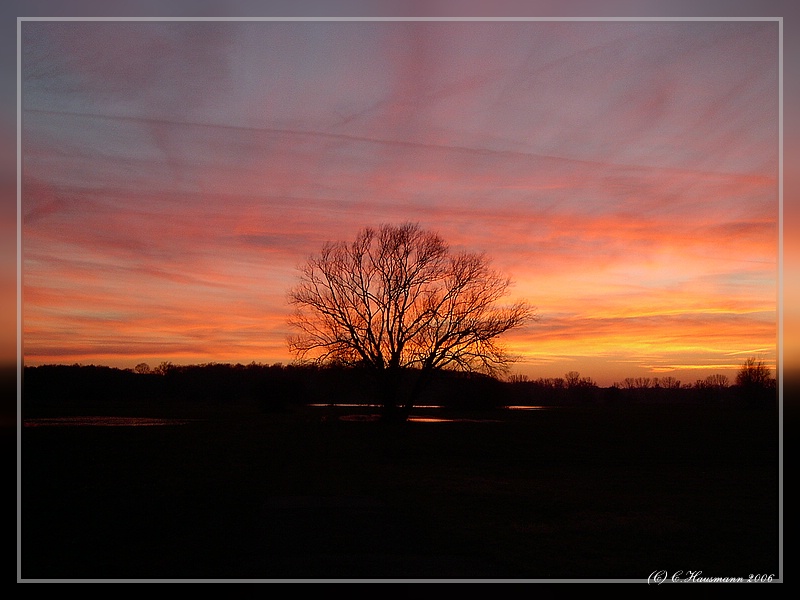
[735,357,776,407]
[735,357,773,388]
[564,371,582,388]
[287,223,535,421]
[656,376,681,389]
[134,362,151,375]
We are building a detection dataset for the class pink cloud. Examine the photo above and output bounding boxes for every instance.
[20,20,778,383]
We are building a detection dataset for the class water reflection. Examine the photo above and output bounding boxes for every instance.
[321,403,553,423]
[311,403,552,411]
[23,416,194,427]
[407,416,504,422]
[337,415,503,423]
[23,407,553,427]
[337,414,382,422]
[308,404,443,409]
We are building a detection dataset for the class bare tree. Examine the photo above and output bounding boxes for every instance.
[735,357,776,407]
[288,223,535,420]
[735,357,773,388]
[564,371,582,388]
[134,362,151,375]
[565,371,595,389]
[153,361,176,376]
[704,374,729,388]
[656,376,681,389]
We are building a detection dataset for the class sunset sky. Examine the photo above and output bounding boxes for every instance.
[20,18,779,386]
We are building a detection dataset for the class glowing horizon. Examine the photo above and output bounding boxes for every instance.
[20,19,779,387]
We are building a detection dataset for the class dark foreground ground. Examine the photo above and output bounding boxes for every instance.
[19,401,780,582]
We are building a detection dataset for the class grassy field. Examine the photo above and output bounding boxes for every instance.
[19,402,780,581]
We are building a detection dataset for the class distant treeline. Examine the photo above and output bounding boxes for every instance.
[22,362,777,414]
[22,362,509,413]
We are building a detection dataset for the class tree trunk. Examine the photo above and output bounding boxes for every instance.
[400,368,432,421]
[378,367,405,423]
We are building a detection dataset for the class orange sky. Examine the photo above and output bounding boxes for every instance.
[19,19,779,386]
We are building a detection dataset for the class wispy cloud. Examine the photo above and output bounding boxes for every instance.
[20,19,778,384]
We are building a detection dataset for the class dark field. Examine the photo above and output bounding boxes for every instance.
[20,402,780,581]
